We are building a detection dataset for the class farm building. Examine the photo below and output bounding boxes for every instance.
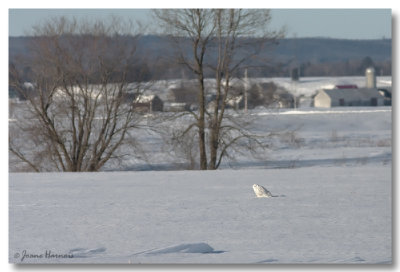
[131,94,164,113]
[314,88,385,108]
[378,87,392,106]
[226,95,245,110]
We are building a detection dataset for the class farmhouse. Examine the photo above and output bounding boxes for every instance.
[132,94,164,113]
[314,88,385,108]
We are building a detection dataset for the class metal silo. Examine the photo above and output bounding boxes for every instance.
[366,67,376,88]
[291,67,299,81]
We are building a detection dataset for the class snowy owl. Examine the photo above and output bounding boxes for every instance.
[253,184,273,198]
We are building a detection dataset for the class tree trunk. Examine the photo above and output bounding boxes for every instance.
[197,74,208,170]
[208,73,222,170]
[208,128,219,170]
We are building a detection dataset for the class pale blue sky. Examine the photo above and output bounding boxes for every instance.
[9,9,392,39]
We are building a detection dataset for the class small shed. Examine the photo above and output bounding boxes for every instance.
[314,88,384,108]
[132,94,164,113]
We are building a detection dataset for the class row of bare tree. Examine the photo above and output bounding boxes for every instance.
[9,9,283,172]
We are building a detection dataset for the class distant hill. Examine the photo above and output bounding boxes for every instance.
[9,36,392,62]
[271,38,391,63]
[9,36,392,77]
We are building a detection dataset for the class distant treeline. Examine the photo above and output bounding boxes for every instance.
[9,35,392,81]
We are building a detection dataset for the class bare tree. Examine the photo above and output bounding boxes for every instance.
[155,9,217,170]
[154,9,283,170]
[9,17,145,172]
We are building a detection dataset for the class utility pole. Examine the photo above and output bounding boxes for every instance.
[244,68,249,113]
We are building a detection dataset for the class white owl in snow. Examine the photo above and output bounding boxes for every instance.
[253,184,273,198]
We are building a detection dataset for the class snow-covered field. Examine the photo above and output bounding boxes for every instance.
[9,165,391,264]
[8,76,392,264]
[9,106,392,264]
[97,106,391,172]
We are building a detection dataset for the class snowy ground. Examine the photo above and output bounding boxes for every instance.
[9,165,391,264]
[98,106,391,172]
[8,76,393,264]
[9,106,393,263]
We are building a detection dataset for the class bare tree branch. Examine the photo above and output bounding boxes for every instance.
[154,9,284,170]
[9,16,147,172]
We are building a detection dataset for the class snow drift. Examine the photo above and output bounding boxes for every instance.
[141,243,218,255]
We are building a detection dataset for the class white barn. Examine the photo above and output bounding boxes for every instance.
[314,88,385,108]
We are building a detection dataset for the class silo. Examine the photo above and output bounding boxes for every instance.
[291,67,299,81]
[365,67,376,88]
